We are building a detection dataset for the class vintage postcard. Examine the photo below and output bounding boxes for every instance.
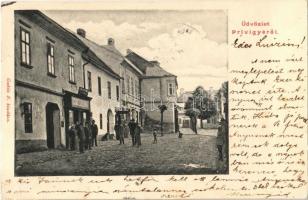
[1,0,307,199]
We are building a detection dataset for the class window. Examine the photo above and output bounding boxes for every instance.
[135,79,138,98]
[99,114,103,129]
[151,88,154,101]
[47,43,55,75]
[68,55,75,83]
[20,28,31,66]
[98,76,101,96]
[126,76,130,94]
[116,85,119,101]
[132,79,135,96]
[130,77,133,95]
[107,81,111,99]
[168,82,175,96]
[23,103,33,133]
[121,70,125,94]
[87,71,92,91]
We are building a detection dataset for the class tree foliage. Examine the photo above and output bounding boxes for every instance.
[184,86,217,120]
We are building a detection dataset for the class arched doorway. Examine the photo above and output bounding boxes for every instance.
[46,103,61,148]
[107,109,114,134]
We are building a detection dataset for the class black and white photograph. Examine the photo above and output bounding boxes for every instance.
[14,9,228,176]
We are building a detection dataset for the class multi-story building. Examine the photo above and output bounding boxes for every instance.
[14,11,120,152]
[15,10,179,153]
[15,11,90,152]
[125,50,178,133]
[73,32,143,128]
[74,29,121,137]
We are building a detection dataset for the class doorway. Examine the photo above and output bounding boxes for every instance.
[107,109,114,134]
[46,103,61,148]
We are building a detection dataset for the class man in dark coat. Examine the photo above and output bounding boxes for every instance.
[76,121,85,153]
[114,123,120,140]
[128,119,136,146]
[91,120,98,147]
[134,123,141,147]
[119,123,125,145]
[216,118,227,161]
[84,121,92,150]
[68,123,76,150]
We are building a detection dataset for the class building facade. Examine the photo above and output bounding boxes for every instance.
[120,58,143,123]
[74,29,121,138]
[15,11,91,153]
[74,32,143,127]
[126,50,178,133]
[15,10,180,153]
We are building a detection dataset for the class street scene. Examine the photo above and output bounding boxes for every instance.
[16,129,225,176]
[14,10,228,175]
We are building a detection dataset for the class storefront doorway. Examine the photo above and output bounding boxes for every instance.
[64,90,91,148]
[46,102,61,149]
[107,109,114,134]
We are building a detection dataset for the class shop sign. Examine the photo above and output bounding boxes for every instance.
[71,96,90,110]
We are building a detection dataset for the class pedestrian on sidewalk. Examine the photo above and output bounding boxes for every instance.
[123,121,129,138]
[119,123,125,145]
[114,123,120,141]
[84,121,92,150]
[134,123,141,147]
[68,123,76,150]
[216,118,226,161]
[91,120,98,147]
[153,128,157,144]
[128,119,136,146]
[76,121,85,153]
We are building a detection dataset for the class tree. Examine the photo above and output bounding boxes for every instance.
[184,97,200,134]
[185,86,217,129]
[158,104,167,136]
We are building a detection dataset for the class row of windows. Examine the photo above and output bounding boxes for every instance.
[20,28,76,84]
[20,27,123,97]
[88,72,119,100]
[125,75,139,98]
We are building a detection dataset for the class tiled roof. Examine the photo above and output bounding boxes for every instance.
[145,63,175,77]
[18,10,87,52]
[73,33,123,75]
[125,50,176,78]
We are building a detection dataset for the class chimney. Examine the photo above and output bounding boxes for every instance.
[126,49,132,55]
[77,28,86,38]
[108,38,115,46]
[150,60,160,66]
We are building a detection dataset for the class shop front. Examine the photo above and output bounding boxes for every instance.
[63,89,91,148]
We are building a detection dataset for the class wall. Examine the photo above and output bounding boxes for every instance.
[84,62,120,136]
[121,63,141,109]
[15,13,84,95]
[15,13,84,151]
[15,86,66,152]
[141,76,177,132]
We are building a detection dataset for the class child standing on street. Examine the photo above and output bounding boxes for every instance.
[153,128,157,144]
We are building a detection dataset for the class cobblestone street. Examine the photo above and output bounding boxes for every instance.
[16,129,227,176]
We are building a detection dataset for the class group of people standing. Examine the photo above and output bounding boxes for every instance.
[68,120,98,153]
[114,119,142,147]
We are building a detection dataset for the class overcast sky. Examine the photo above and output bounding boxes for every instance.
[44,10,227,91]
